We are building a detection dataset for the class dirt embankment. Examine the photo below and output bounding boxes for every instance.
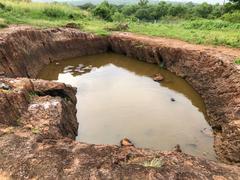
[0,26,109,78]
[109,32,240,164]
[0,26,240,179]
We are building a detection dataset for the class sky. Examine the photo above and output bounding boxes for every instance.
[32,0,228,5]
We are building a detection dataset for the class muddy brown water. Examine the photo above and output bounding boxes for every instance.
[38,53,216,160]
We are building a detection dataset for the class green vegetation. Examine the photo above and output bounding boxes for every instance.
[0,0,240,47]
[141,158,163,168]
[27,91,38,101]
[235,58,240,64]
[31,127,40,134]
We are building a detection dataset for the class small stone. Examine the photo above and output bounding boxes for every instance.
[64,65,74,70]
[171,98,176,102]
[65,22,79,29]
[213,175,227,180]
[0,71,5,76]
[200,127,213,137]
[173,144,182,152]
[0,82,11,90]
[120,138,134,147]
[78,64,84,69]
[56,62,60,65]
[186,143,197,148]
[83,65,93,71]
[153,73,164,82]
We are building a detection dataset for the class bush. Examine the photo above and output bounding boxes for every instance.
[111,12,125,22]
[93,1,115,21]
[43,7,67,18]
[0,2,5,10]
[183,19,240,30]
[0,18,7,28]
[105,23,129,31]
[235,58,240,64]
[222,11,240,23]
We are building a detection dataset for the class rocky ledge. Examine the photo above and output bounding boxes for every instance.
[0,26,240,179]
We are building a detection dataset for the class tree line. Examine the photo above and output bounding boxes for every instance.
[80,0,240,23]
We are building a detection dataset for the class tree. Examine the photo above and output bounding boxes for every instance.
[12,0,31,2]
[156,1,169,18]
[194,3,213,18]
[168,4,187,17]
[138,0,149,7]
[93,1,115,21]
[111,12,125,22]
[79,3,95,10]
[229,0,240,9]
[135,8,149,20]
[122,5,138,16]
[230,0,240,5]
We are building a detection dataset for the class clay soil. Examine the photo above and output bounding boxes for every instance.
[0,26,240,179]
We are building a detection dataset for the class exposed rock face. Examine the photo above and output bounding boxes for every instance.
[0,26,109,78]
[0,26,240,179]
[109,32,240,164]
[0,78,78,138]
[1,135,240,179]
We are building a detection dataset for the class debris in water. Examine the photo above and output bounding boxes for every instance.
[120,138,135,147]
[201,127,213,137]
[186,143,198,148]
[173,144,182,152]
[77,64,84,69]
[0,71,5,76]
[153,73,164,82]
[83,65,93,71]
[64,65,74,70]
[0,82,11,90]
[171,98,176,102]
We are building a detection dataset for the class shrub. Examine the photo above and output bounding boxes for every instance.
[0,18,7,28]
[111,12,125,22]
[235,58,240,64]
[93,1,115,21]
[183,19,240,30]
[43,6,67,18]
[105,23,129,31]
[222,11,240,23]
[0,2,5,10]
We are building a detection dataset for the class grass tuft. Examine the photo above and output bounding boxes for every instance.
[31,127,40,134]
[141,158,163,168]
[235,58,240,65]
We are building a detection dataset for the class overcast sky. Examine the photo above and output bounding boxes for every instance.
[32,0,228,4]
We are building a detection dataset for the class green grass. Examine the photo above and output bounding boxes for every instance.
[128,21,240,48]
[0,18,7,28]
[0,0,240,48]
[235,58,240,65]
[31,127,40,134]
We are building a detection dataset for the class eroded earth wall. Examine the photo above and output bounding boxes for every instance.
[0,26,109,78]
[0,26,240,179]
[109,32,240,164]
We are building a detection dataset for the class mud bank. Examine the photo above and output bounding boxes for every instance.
[109,33,240,164]
[0,26,109,78]
[0,26,240,179]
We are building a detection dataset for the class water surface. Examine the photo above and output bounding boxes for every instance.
[38,53,215,160]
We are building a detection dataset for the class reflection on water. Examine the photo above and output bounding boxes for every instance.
[38,53,216,160]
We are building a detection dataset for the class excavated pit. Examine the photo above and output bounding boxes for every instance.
[38,53,216,160]
[0,26,240,179]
